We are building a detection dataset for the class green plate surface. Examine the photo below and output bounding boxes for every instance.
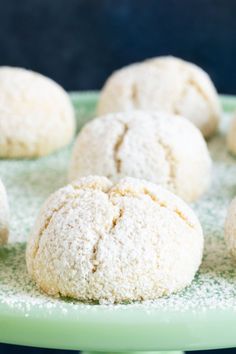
[1,93,236,351]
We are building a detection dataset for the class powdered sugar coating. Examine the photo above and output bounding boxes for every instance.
[0,178,9,245]
[26,176,203,303]
[0,67,75,158]
[98,56,220,138]
[224,198,236,258]
[69,111,211,202]
[0,93,236,320]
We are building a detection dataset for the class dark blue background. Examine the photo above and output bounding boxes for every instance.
[0,0,236,353]
[0,0,235,93]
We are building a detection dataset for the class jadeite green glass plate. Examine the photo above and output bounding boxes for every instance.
[1,93,236,351]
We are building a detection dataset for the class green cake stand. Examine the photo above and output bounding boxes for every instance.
[1,92,236,353]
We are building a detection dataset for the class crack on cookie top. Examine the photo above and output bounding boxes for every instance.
[113,122,129,174]
[131,83,139,108]
[155,135,177,194]
[91,206,124,275]
[110,182,195,229]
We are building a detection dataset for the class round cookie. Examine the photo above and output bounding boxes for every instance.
[26,176,204,303]
[227,114,236,155]
[98,56,220,138]
[0,179,9,246]
[225,197,236,258]
[0,67,75,158]
[69,111,212,202]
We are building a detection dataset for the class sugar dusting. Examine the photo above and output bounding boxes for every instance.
[1,95,236,316]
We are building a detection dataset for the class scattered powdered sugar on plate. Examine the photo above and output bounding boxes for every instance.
[1,95,236,316]
[0,148,71,243]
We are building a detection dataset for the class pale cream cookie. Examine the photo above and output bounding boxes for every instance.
[0,179,9,246]
[26,176,204,303]
[69,111,212,202]
[224,197,236,259]
[0,67,75,158]
[98,56,220,138]
[227,114,236,155]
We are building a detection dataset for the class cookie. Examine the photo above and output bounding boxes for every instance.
[225,197,236,259]
[0,179,9,246]
[98,56,220,138]
[26,176,203,303]
[69,111,211,202]
[0,67,75,158]
[227,114,236,155]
